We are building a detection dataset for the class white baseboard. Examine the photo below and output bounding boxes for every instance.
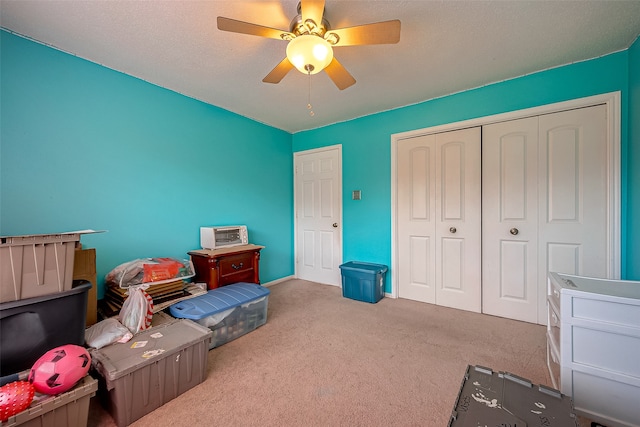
[261,275,295,287]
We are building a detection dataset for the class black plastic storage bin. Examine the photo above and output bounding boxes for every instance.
[339,261,388,303]
[0,280,90,376]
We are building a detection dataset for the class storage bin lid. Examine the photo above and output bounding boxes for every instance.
[90,319,212,382]
[169,282,270,320]
[0,229,104,245]
[339,261,388,274]
[449,365,576,426]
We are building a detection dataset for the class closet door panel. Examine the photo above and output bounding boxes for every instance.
[435,128,481,313]
[500,241,529,299]
[440,142,463,220]
[482,117,539,323]
[397,137,437,303]
[538,104,609,323]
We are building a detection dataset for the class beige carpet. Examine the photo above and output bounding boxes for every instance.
[88,279,585,427]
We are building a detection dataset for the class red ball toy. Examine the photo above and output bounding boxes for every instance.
[0,381,35,422]
[28,344,91,395]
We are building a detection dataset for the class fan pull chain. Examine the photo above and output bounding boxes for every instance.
[307,71,314,117]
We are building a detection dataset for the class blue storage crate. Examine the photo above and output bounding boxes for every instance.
[339,261,388,303]
[169,282,269,348]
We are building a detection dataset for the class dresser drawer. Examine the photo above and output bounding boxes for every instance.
[547,275,562,314]
[219,252,254,276]
[547,340,561,390]
[547,299,561,351]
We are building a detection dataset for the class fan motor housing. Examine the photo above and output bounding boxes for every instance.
[289,14,330,37]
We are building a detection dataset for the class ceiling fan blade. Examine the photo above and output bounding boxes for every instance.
[301,0,326,26]
[263,58,295,84]
[326,20,401,46]
[324,58,356,90]
[217,17,293,40]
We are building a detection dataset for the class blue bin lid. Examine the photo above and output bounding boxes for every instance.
[169,282,270,320]
[339,261,388,274]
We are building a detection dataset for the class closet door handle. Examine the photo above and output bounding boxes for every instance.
[449,227,457,234]
[510,228,519,235]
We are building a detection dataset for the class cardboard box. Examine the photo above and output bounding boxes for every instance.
[73,248,97,326]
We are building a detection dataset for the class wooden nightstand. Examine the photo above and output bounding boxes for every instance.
[188,244,264,290]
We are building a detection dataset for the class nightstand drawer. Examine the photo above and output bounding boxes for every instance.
[219,252,253,275]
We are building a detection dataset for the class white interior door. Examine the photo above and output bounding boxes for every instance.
[294,146,342,286]
[536,104,609,323]
[397,128,481,312]
[482,117,540,323]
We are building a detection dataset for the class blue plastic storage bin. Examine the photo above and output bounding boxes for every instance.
[169,282,270,348]
[339,261,388,303]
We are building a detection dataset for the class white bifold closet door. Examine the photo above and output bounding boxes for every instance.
[482,105,609,324]
[397,127,481,313]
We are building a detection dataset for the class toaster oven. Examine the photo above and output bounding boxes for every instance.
[200,225,248,249]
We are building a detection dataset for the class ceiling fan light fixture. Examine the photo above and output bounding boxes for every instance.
[286,34,333,75]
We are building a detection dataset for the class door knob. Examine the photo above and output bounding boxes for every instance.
[332,223,338,228]
[510,228,519,235]
[449,227,457,234]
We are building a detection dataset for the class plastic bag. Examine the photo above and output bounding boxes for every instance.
[85,318,133,349]
[142,258,182,282]
[119,288,154,334]
[105,258,195,288]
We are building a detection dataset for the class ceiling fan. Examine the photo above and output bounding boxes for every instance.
[217,0,401,90]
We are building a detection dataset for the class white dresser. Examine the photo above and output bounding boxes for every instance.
[547,272,640,427]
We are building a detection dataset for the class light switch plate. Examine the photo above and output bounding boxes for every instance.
[352,190,361,200]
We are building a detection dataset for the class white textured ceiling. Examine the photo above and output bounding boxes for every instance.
[2,1,640,133]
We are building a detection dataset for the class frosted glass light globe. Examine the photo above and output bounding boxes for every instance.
[286,34,334,75]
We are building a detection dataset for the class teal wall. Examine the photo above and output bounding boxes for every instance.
[2,29,639,302]
[293,45,637,287]
[0,30,294,297]
[628,36,640,279]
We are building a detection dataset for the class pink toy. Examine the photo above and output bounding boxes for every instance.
[28,345,90,395]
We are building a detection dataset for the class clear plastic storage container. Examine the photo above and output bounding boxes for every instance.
[170,282,269,349]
